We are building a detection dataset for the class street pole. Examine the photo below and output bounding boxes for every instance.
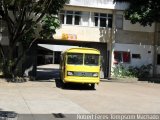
[153,22,159,77]
[108,10,116,79]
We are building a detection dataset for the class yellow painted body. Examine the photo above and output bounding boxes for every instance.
[60,47,100,84]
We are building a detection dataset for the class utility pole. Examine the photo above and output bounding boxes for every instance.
[108,10,116,78]
[153,22,160,77]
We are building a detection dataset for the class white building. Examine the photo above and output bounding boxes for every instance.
[52,0,160,77]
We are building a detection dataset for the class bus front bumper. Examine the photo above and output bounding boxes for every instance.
[63,77,100,84]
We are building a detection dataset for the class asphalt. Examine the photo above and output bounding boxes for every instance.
[0,64,160,120]
[1,79,160,114]
[0,80,89,114]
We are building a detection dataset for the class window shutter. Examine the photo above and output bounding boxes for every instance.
[123,52,130,62]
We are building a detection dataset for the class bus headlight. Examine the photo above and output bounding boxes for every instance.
[92,73,98,77]
[67,71,74,76]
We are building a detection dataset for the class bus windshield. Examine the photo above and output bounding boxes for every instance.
[67,53,83,65]
[84,54,99,66]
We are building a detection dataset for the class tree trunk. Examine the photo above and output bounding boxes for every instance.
[7,46,14,78]
[0,43,5,64]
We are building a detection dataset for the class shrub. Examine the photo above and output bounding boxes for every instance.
[112,64,152,78]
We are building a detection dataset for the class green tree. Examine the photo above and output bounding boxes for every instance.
[114,0,160,26]
[0,0,69,79]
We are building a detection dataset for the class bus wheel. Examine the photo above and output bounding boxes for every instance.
[62,82,66,88]
[90,84,95,90]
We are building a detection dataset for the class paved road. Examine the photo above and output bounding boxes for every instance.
[0,79,160,114]
[55,81,160,114]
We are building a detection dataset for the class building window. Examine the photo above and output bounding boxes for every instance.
[114,51,130,63]
[74,11,81,25]
[94,13,99,26]
[108,14,113,28]
[157,54,160,65]
[92,13,113,28]
[59,10,112,28]
[115,14,123,29]
[66,11,73,25]
[132,54,141,59]
[100,13,107,27]
[59,10,89,26]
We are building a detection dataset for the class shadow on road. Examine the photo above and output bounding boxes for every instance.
[55,78,96,91]
[138,77,160,84]
[36,65,96,90]
[36,68,60,81]
[0,111,17,119]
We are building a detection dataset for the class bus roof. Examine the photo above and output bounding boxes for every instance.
[62,47,100,54]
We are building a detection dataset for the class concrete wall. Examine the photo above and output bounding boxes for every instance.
[55,5,114,43]
[68,0,129,10]
[123,20,155,32]
[112,10,158,76]
[58,6,155,45]
[54,25,112,43]
[112,43,154,67]
[64,5,113,14]
[115,30,154,45]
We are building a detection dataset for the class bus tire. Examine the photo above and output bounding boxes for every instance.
[62,83,65,88]
[90,84,95,90]
[62,82,67,89]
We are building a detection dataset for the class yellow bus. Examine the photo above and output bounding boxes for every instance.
[60,47,101,89]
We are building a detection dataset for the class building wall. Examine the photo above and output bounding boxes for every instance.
[123,20,155,32]
[115,30,154,45]
[54,26,111,43]
[112,11,156,75]
[54,5,158,76]
[68,0,129,10]
[112,43,154,67]
[54,5,114,44]
[55,6,155,44]
[64,5,113,13]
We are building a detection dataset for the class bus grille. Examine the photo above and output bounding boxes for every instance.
[73,72,96,77]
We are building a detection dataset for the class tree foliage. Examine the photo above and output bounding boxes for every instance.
[114,0,160,26]
[40,15,60,39]
[0,0,69,79]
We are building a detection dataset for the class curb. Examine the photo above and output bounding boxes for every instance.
[101,77,160,83]
[100,78,148,83]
